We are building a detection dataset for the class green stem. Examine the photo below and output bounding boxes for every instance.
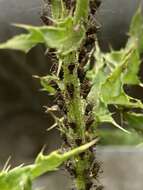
[62,53,85,140]
[62,53,88,190]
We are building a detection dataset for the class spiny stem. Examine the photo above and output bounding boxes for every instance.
[62,53,85,140]
[62,53,88,190]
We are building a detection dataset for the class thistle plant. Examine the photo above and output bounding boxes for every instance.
[0,1,143,190]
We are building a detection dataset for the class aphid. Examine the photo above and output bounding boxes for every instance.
[66,83,74,98]
[86,181,93,190]
[91,161,102,179]
[69,122,77,130]
[50,64,64,80]
[62,134,70,146]
[63,0,76,10]
[96,185,104,190]
[68,63,75,74]
[89,55,96,70]
[49,80,59,91]
[75,138,82,146]
[50,63,58,74]
[80,79,91,99]
[86,25,98,36]
[65,161,77,177]
[54,92,66,112]
[79,152,86,160]
[85,104,93,115]
[86,115,95,129]
[77,67,86,83]
[78,47,87,64]
[41,0,53,25]
[40,15,53,25]
[90,0,101,15]
[84,36,95,53]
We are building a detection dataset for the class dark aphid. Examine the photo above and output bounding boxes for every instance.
[84,36,96,53]
[50,63,58,74]
[65,161,77,177]
[48,50,58,66]
[86,181,93,190]
[40,15,53,25]
[66,83,74,98]
[94,0,102,9]
[86,26,98,36]
[85,104,93,115]
[41,0,53,25]
[63,117,69,127]
[62,134,70,146]
[77,67,86,83]
[96,185,104,190]
[80,79,91,99]
[90,0,101,15]
[86,115,95,129]
[59,68,64,80]
[89,145,96,153]
[48,48,57,53]
[68,63,75,74]
[91,161,102,179]
[54,92,67,113]
[57,100,67,114]
[79,152,86,160]
[75,138,82,146]
[69,122,77,130]
[89,55,96,70]
[50,64,64,80]
[49,80,59,90]
[78,47,87,64]
[63,0,76,10]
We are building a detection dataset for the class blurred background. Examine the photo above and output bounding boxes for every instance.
[0,0,143,189]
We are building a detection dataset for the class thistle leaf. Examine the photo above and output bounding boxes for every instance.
[0,17,85,54]
[94,101,129,133]
[124,112,143,133]
[88,9,143,133]
[0,140,97,190]
[128,7,143,53]
[0,34,40,53]
[98,129,143,145]
[100,64,143,108]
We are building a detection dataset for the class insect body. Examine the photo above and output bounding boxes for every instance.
[66,83,75,98]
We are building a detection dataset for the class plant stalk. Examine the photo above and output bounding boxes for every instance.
[62,52,88,190]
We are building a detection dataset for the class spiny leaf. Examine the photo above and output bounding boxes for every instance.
[39,75,64,94]
[0,17,85,54]
[40,76,57,95]
[87,43,109,103]
[94,101,129,133]
[128,7,143,53]
[0,140,97,190]
[87,13,143,132]
[0,34,41,53]
[98,129,143,145]
[100,64,143,108]
[124,112,143,133]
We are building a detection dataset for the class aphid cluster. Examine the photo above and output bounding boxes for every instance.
[78,0,101,100]
[41,1,102,190]
[63,0,76,13]
[41,0,53,25]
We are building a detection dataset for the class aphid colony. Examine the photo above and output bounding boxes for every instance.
[40,1,103,190]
